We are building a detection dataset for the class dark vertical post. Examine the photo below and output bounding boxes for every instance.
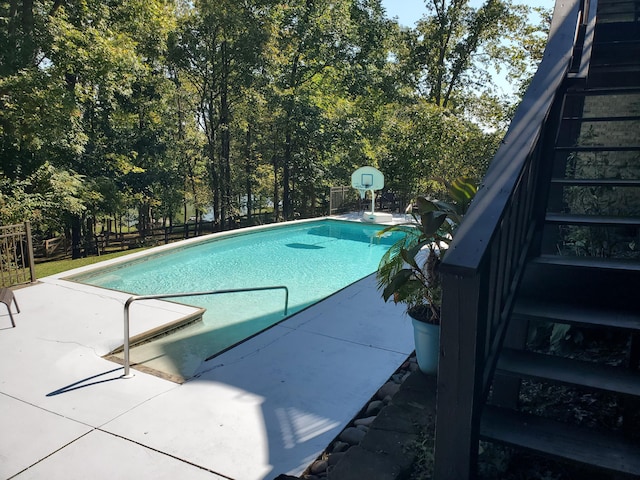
[434,271,483,479]
[24,221,36,283]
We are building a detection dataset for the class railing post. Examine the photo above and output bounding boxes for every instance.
[434,271,484,479]
[122,297,136,378]
[24,221,36,283]
[121,286,289,379]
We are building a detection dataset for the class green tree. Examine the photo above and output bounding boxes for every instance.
[0,0,550,256]
[1,0,88,238]
[170,0,268,228]
[266,0,393,219]
[405,0,546,126]
[376,100,498,205]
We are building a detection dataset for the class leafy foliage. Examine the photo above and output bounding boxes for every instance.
[0,0,548,256]
[376,176,478,324]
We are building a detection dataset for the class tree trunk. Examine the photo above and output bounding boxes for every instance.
[71,216,82,259]
[220,40,231,229]
[245,127,253,222]
[283,126,292,220]
[273,153,279,221]
[21,0,35,66]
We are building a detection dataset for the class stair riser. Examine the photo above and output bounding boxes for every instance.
[519,261,639,307]
[594,23,640,43]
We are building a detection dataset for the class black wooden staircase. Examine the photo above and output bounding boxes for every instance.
[479,0,640,476]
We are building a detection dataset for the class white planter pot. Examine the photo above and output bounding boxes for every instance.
[411,316,440,375]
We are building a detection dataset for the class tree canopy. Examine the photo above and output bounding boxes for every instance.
[0,0,550,255]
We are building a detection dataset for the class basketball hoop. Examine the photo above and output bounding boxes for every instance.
[351,166,385,219]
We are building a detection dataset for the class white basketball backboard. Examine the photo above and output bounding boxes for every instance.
[351,166,384,191]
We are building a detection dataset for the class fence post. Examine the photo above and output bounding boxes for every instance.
[24,221,36,283]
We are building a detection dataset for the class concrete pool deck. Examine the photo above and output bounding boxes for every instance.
[0,270,414,479]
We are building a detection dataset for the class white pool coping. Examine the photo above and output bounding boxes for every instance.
[0,217,414,480]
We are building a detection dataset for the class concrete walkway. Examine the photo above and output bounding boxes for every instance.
[0,270,414,479]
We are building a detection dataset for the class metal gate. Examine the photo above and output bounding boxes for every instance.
[1,222,36,287]
[329,186,357,215]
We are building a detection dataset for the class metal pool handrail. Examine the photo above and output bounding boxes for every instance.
[121,286,289,378]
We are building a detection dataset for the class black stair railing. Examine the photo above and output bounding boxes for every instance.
[432,0,594,477]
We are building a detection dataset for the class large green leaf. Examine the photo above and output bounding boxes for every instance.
[420,211,448,236]
[382,268,414,302]
[447,176,478,213]
[414,196,438,214]
[405,240,430,264]
[400,245,422,269]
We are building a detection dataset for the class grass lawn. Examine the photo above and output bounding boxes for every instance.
[34,248,148,278]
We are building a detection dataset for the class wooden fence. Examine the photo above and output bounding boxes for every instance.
[38,221,220,260]
[36,214,281,260]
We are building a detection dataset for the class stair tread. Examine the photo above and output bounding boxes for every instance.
[532,254,640,271]
[595,39,640,46]
[555,145,640,151]
[497,348,640,396]
[550,178,640,186]
[591,60,640,67]
[481,406,640,476]
[561,115,640,121]
[565,86,640,95]
[546,213,640,226]
[513,297,640,330]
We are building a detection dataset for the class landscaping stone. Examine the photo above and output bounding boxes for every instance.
[373,404,430,434]
[365,400,384,416]
[331,441,350,453]
[326,446,409,480]
[339,427,367,445]
[328,451,346,466]
[376,381,400,400]
[354,415,376,427]
[310,459,328,474]
[359,429,418,471]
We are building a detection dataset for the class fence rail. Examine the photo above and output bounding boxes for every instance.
[1,222,36,287]
[36,215,286,260]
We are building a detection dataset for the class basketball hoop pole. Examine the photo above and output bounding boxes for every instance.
[370,188,375,213]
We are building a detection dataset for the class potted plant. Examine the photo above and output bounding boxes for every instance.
[376,177,477,374]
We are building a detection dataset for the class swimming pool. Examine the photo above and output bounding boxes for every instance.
[69,219,403,381]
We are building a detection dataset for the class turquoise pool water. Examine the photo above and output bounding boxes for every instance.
[70,219,402,380]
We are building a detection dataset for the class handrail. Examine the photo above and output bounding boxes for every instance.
[121,286,289,378]
[433,0,589,477]
[440,0,582,275]
[572,0,598,79]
